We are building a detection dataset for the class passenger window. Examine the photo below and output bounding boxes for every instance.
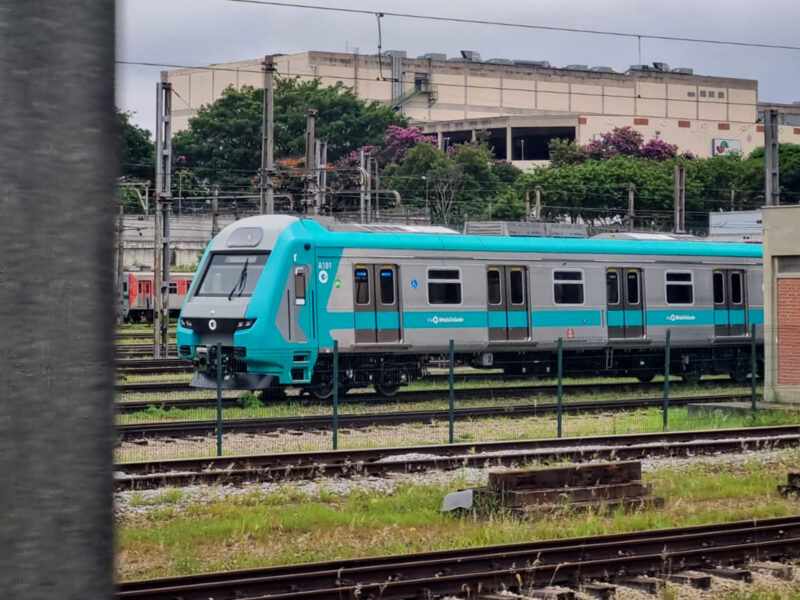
[626,271,639,305]
[713,272,725,304]
[428,269,462,304]
[168,282,178,294]
[294,268,306,305]
[730,272,743,304]
[379,268,395,305]
[666,272,693,304]
[606,271,619,305]
[487,269,502,305]
[354,268,370,305]
[510,270,525,305]
[554,270,584,305]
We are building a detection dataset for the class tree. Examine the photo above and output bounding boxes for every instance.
[173,79,406,188]
[117,108,153,180]
[548,138,586,167]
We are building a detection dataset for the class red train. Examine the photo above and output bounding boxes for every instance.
[122,271,194,322]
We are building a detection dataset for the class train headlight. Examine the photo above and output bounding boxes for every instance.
[236,318,257,330]
[179,318,193,329]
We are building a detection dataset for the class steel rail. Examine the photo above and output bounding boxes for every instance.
[117,516,800,599]
[116,392,750,435]
[114,425,800,490]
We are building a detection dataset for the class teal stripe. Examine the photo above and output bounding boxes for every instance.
[354,312,375,329]
[729,308,746,325]
[749,308,764,325]
[607,309,624,327]
[714,310,729,326]
[647,309,715,326]
[404,310,487,329]
[625,310,643,326]
[376,312,400,328]
[508,311,529,328]
[488,312,507,328]
[533,310,602,327]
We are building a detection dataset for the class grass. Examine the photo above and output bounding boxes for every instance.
[116,450,800,582]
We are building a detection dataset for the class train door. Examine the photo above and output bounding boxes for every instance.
[714,269,747,337]
[353,264,401,344]
[141,279,153,310]
[487,266,530,342]
[606,268,644,339]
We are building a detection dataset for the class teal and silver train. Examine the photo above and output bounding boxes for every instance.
[177,215,763,398]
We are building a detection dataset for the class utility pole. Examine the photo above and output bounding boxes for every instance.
[304,108,318,214]
[319,140,328,214]
[211,185,220,238]
[260,55,275,214]
[673,163,686,234]
[154,78,172,359]
[730,188,736,211]
[764,108,780,206]
[359,148,367,223]
[627,183,636,232]
[313,139,324,215]
[365,151,373,223]
[373,156,381,221]
[534,186,543,220]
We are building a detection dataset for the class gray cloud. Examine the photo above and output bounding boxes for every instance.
[117,0,800,131]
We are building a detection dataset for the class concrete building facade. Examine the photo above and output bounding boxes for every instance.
[763,205,800,404]
[166,50,800,165]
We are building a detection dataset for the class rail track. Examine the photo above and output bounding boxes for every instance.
[116,392,751,438]
[114,425,800,490]
[117,515,800,599]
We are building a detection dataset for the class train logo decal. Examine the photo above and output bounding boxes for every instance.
[428,315,465,325]
[334,278,342,288]
[208,319,217,331]
[410,279,419,289]
[666,313,696,322]
[318,270,329,284]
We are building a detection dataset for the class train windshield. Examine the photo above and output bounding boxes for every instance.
[195,252,269,298]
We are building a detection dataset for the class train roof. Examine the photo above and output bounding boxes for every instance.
[301,219,762,259]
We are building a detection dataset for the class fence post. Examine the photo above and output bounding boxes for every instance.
[751,322,758,412]
[215,342,223,457]
[332,340,339,450]
[448,339,455,444]
[663,329,671,431]
[557,337,563,438]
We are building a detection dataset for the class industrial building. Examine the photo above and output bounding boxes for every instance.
[763,205,800,404]
[166,50,800,166]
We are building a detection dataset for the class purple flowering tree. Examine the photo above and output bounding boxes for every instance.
[640,138,678,160]
[380,125,436,164]
[583,126,644,160]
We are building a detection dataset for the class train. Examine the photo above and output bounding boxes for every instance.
[176,215,763,398]
[122,271,195,322]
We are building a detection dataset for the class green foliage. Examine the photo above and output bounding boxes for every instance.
[117,108,154,180]
[547,138,586,167]
[173,79,406,188]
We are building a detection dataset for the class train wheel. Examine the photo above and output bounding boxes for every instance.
[729,370,750,384]
[636,372,656,383]
[374,382,400,397]
[681,370,702,385]
[308,382,334,401]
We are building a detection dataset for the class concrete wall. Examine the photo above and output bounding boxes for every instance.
[763,205,800,403]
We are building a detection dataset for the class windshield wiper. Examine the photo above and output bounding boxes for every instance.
[227,258,249,301]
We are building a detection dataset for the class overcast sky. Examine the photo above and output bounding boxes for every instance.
[117,0,800,132]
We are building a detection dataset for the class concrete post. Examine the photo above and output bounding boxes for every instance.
[0,3,115,598]
[505,124,513,161]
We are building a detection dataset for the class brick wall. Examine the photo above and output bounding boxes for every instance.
[778,277,800,385]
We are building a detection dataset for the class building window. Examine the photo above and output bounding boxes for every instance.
[699,90,707,98]
[554,270,584,304]
[718,91,725,99]
[687,91,696,98]
[708,91,716,98]
[666,271,693,304]
[428,269,462,304]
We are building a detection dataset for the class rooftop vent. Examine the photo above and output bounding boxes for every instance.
[629,64,650,72]
[652,61,670,71]
[463,221,588,238]
[564,64,590,71]
[486,58,514,65]
[591,66,616,73]
[460,50,481,62]
[383,50,407,58]
[513,59,551,68]
[671,67,694,75]
[418,52,447,61]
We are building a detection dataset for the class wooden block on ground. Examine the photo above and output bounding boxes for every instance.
[504,482,652,507]
[621,575,664,594]
[527,587,575,600]
[517,495,663,516]
[752,561,794,580]
[581,582,616,599]
[489,461,641,491]
[667,571,712,589]
[787,472,800,488]
[701,566,753,582]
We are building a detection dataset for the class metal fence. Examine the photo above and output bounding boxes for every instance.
[113,323,786,464]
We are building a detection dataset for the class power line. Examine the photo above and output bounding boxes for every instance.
[226,0,800,52]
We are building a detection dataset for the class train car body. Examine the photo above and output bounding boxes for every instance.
[124,271,194,322]
[177,216,763,394]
